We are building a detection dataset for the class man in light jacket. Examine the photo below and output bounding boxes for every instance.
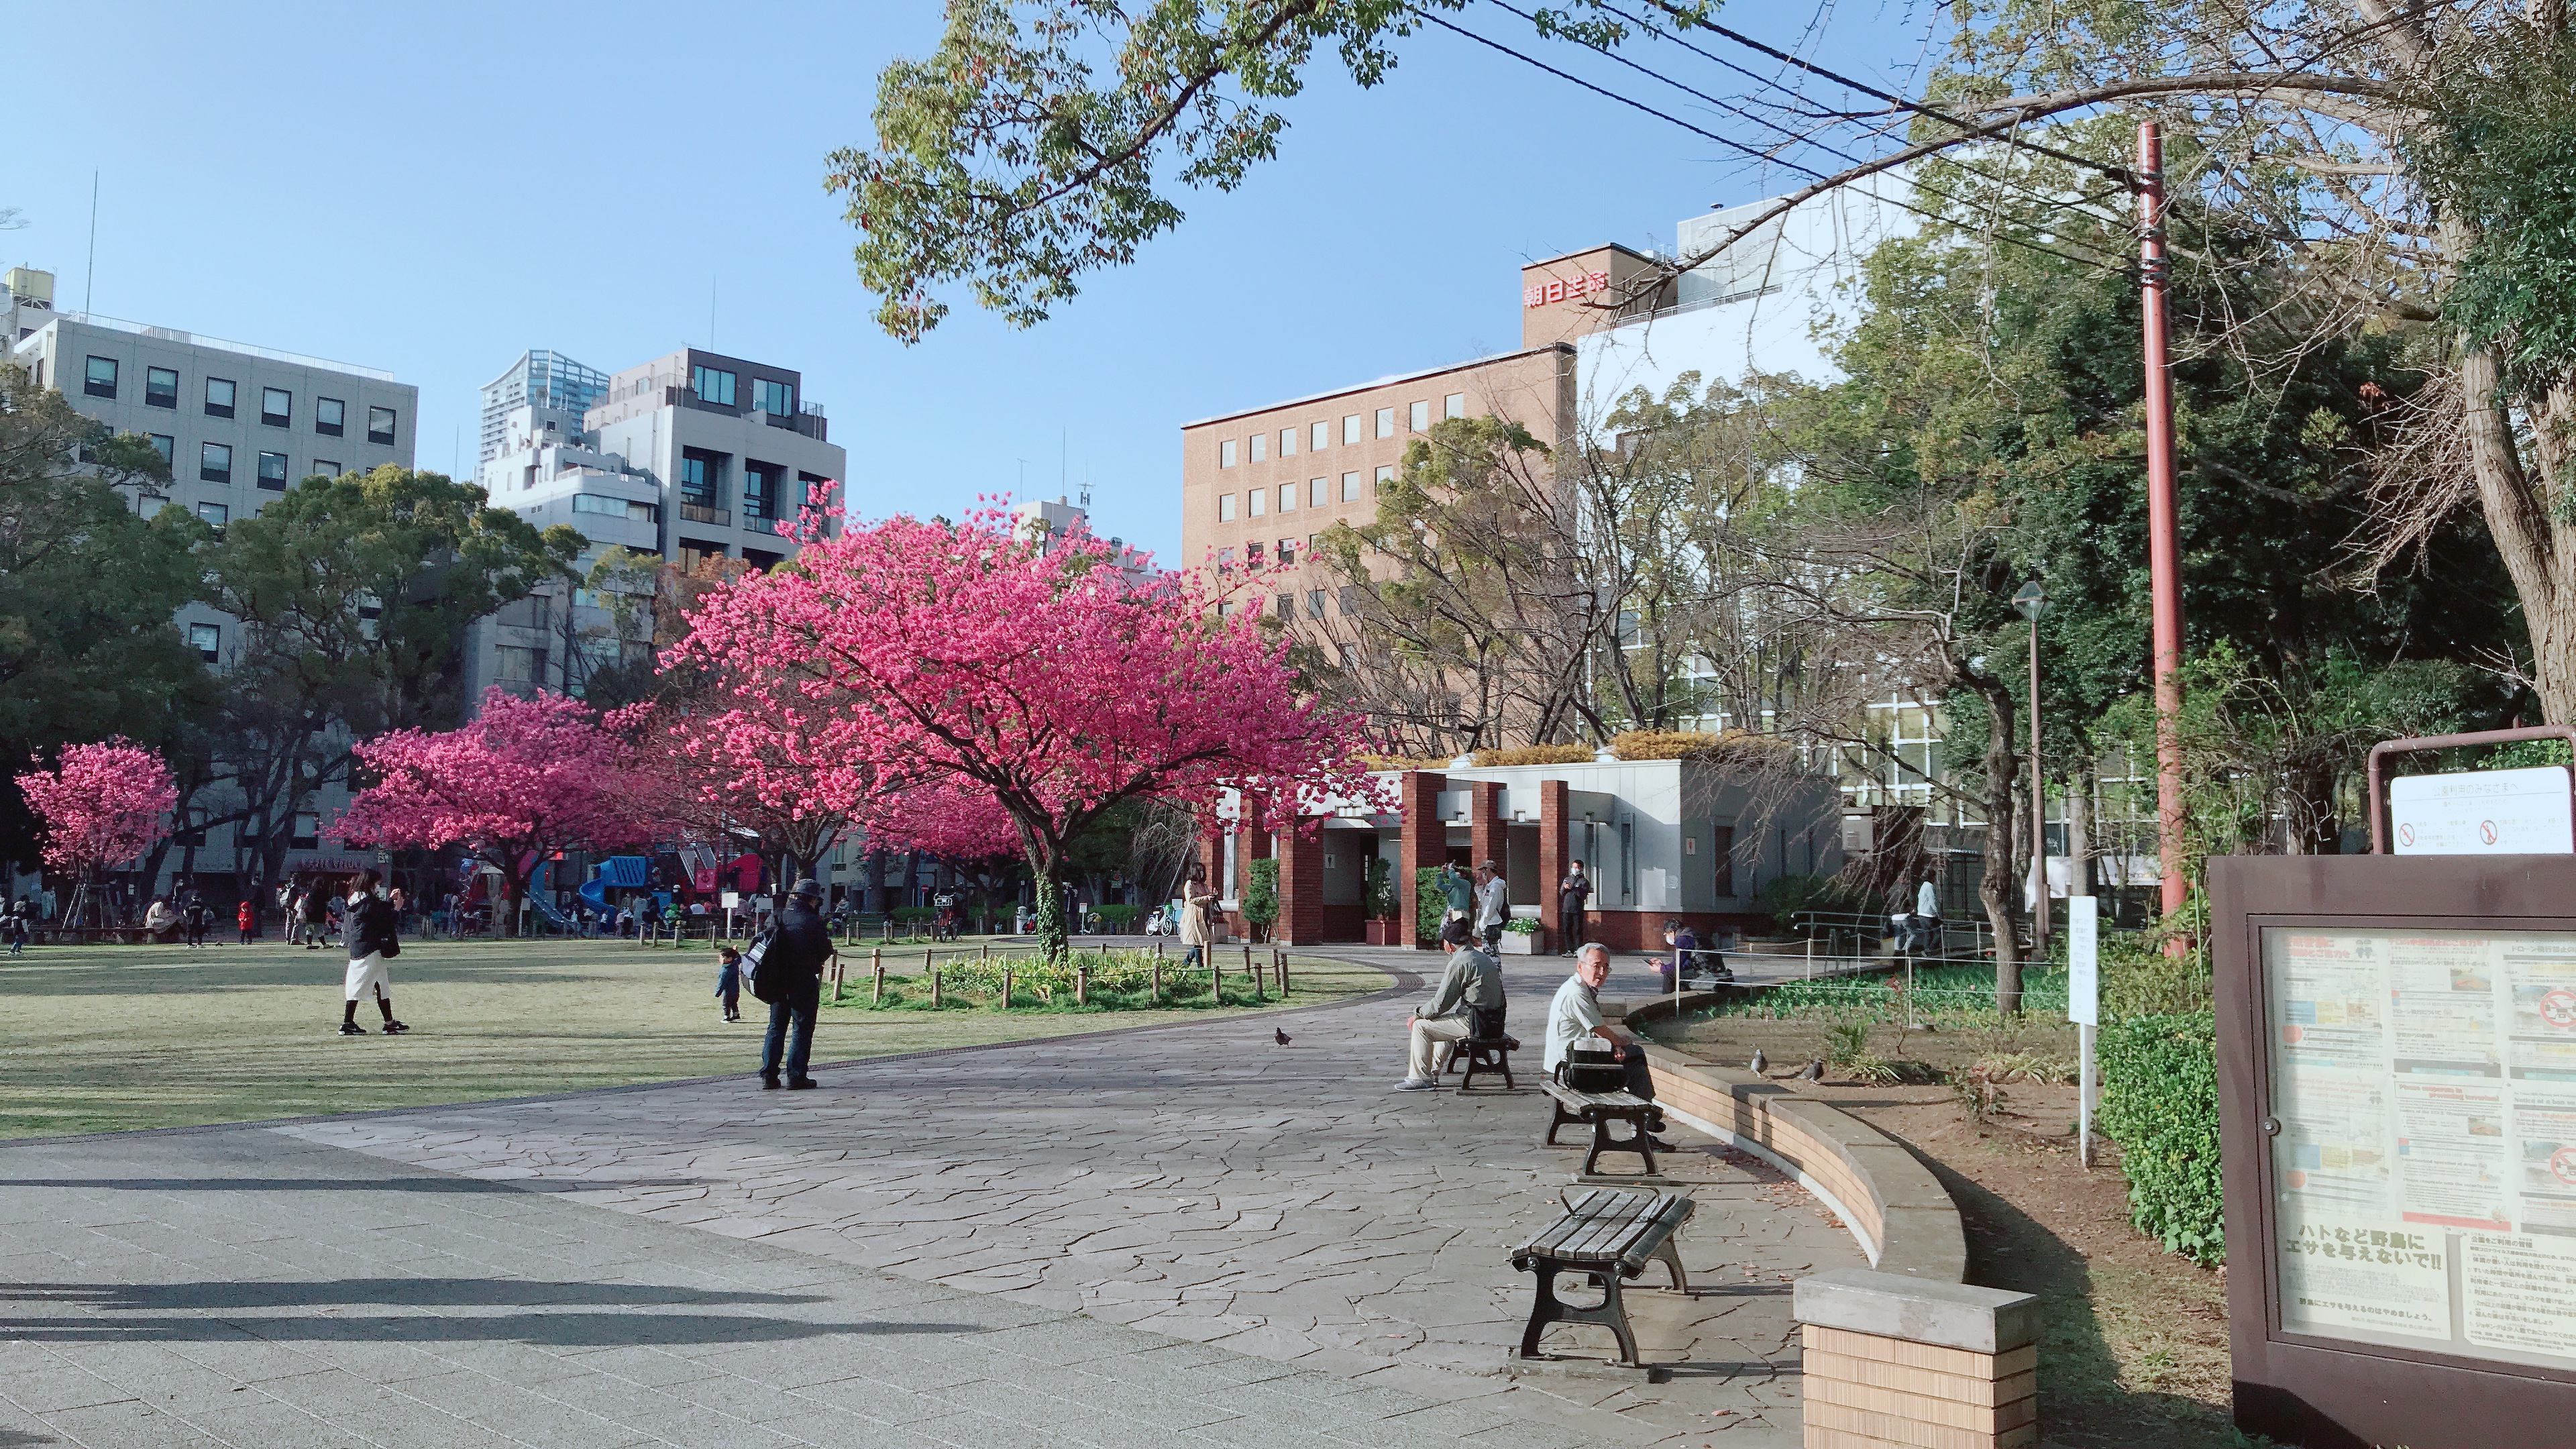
[1474,859,1510,950]
[1396,917,1505,1090]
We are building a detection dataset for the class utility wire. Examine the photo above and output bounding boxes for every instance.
[1419,10,2117,272]
[1486,0,2131,230]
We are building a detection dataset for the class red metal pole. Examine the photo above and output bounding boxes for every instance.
[2139,121,2188,918]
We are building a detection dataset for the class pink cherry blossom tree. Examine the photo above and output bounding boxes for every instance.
[331,688,648,935]
[17,738,178,924]
[671,504,1377,959]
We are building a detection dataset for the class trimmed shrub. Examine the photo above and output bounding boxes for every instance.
[1242,858,1279,936]
[2096,1010,2224,1265]
[1364,855,1397,919]
[1096,903,1138,928]
[1471,743,1595,766]
[1414,867,1446,944]
[1607,728,1794,764]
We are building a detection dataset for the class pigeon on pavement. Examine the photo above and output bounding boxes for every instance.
[1750,1049,1768,1075]
[1275,1027,1292,1046]
[1798,1059,1826,1082]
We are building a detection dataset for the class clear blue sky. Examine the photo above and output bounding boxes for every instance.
[9,3,1925,564]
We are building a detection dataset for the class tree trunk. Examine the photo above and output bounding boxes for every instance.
[1028,843,1069,963]
[1970,674,2024,1016]
[2456,294,2576,722]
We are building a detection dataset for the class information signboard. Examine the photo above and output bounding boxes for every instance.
[2214,856,2576,1449]
[2387,765,2573,854]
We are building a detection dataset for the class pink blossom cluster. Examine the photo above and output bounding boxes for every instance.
[665,505,1378,868]
[331,688,649,869]
[16,738,178,871]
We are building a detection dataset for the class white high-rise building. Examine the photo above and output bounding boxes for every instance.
[478,350,610,468]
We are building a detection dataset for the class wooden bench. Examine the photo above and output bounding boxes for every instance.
[1509,1188,1693,1366]
[1445,1033,1520,1091]
[1542,1080,1664,1179]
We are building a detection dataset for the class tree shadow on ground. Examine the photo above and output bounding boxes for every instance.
[4,1279,826,1310]
[0,1177,702,1194]
[1900,1145,2237,1449]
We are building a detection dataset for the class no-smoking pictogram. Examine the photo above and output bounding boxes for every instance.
[2556,1146,2576,1187]
[2481,820,2500,845]
[2399,824,2416,848]
[2542,987,2576,1031]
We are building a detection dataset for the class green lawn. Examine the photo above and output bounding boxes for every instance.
[0,936,1391,1140]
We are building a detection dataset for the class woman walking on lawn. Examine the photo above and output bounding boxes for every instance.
[1178,861,1214,971]
[339,869,409,1036]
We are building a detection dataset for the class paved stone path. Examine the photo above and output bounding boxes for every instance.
[2,947,1861,1448]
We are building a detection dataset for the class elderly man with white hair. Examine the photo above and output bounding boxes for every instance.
[1546,942,1674,1150]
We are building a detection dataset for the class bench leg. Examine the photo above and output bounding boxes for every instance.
[1544,1098,1580,1147]
[1517,1264,1643,1367]
[1651,1236,1688,1292]
[1583,1114,1659,1177]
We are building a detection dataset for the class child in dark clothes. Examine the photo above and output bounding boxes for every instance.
[715,945,742,1022]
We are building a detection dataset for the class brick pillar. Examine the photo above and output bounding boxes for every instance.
[1794,1271,2039,1449]
[1275,818,1324,945]
[1397,771,1447,950]
[1466,781,1505,875]
[1538,779,1570,953]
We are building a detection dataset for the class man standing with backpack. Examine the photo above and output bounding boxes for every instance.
[751,878,835,1091]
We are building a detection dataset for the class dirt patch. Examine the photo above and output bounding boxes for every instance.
[1644,1010,2236,1449]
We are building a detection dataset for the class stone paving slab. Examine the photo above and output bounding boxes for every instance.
[254,948,1856,1446]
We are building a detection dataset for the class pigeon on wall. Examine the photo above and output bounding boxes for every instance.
[1750,1049,1768,1075]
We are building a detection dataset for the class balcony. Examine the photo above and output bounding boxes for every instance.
[678,501,730,527]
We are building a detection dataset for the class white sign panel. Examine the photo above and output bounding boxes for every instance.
[2067,896,2098,1026]
[2389,766,2574,855]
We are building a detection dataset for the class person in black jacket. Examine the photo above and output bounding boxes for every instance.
[759,878,836,1090]
[339,870,409,1036]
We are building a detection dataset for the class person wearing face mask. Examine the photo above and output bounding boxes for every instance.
[338,870,408,1036]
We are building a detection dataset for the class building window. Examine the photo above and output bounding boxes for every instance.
[1311,421,1330,451]
[261,387,292,427]
[1217,492,1236,522]
[200,442,233,484]
[1310,477,1328,508]
[1248,487,1265,518]
[1308,589,1328,618]
[1338,584,1361,614]
[1375,407,1395,438]
[188,623,221,661]
[195,502,228,529]
[1277,592,1295,619]
[1711,824,1737,896]
[753,378,795,416]
[257,451,290,489]
[147,434,174,466]
[1280,427,1296,458]
[83,356,118,398]
[573,493,658,524]
[494,645,549,687]
[315,396,345,436]
[1277,539,1296,567]
[742,460,783,521]
[366,405,396,444]
[1446,392,1466,419]
[313,460,341,478]
[1342,415,1361,445]
[692,366,737,406]
[1409,400,1430,431]
[1219,438,1237,468]
[205,377,236,417]
[292,812,320,851]
[679,451,716,502]
[1277,483,1295,513]
[1246,541,1264,564]
[1375,464,1394,491]
[1250,431,1267,464]
[146,367,178,409]
[797,471,833,512]
[1340,472,1359,502]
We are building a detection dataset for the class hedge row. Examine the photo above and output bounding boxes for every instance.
[2096,1010,2224,1265]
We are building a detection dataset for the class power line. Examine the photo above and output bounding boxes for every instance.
[1421,11,2118,273]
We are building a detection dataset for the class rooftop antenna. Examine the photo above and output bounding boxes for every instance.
[83,171,98,315]
[1080,465,1092,512]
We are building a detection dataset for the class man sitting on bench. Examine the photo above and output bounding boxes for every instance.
[1395,916,1503,1091]
[1546,943,1675,1150]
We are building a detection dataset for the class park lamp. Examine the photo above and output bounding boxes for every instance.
[2012,578,2045,621]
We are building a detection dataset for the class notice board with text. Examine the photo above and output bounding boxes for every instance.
[2214,856,2576,1449]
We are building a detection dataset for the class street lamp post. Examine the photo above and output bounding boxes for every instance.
[2012,580,2048,950]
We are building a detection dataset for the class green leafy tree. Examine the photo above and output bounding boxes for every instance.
[0,362,212,864]
[200,466,583,899]
[1240,855,1279,939]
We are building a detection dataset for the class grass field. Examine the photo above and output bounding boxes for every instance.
[0,936,1391,1140]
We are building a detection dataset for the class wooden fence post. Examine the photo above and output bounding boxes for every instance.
[1151,961,1162,1004]
[930,968,943,1008]
[1075,965,1087,1006]
[872,948,885,1004]
[1001,967,1013,1009]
